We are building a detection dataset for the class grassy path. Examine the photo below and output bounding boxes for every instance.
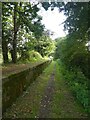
[38,64,55,118]
[3,61,87,118]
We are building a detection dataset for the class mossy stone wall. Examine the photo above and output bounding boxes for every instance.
[2,61,50,113]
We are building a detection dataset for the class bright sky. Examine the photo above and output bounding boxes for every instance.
[38,6,68,40]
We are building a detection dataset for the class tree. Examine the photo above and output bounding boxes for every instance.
[34,35,55,57]
[12,3,18,63]
[2,3,12,63]
[2,2,44,63]
[63,2,89,40]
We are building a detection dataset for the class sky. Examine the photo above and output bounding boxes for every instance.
[38,6,68,40]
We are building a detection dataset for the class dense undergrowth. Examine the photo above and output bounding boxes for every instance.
[57,60,89,113]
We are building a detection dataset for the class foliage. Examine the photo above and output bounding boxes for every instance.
[58,61,89,113]
[54,2,89,113]
[63,2,89,40]
[54,36,89,112]
[54,36,90,79]
[18,50,43,63]
[16,32,55,61]
[2,2,44,63]
[2,2,56,64]
[34,35,55,57]
[41,2,64,11]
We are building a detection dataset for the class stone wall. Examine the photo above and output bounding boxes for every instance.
[2,61,50,113]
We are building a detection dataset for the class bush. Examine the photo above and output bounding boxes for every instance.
[19,50,43,63]
[28,50,43,61]
[58,61,89,113]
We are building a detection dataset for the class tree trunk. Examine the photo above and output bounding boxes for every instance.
[2,38,8,63]
[12,3,18,63]
[2,3,9,63]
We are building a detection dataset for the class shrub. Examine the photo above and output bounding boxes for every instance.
[58,61,89,113]
[18,50,43,63]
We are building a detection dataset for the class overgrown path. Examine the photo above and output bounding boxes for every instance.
[38,64,55,118]
[3,61,87,118]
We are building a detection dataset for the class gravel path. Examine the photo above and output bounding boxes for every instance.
[38,68,55,118]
